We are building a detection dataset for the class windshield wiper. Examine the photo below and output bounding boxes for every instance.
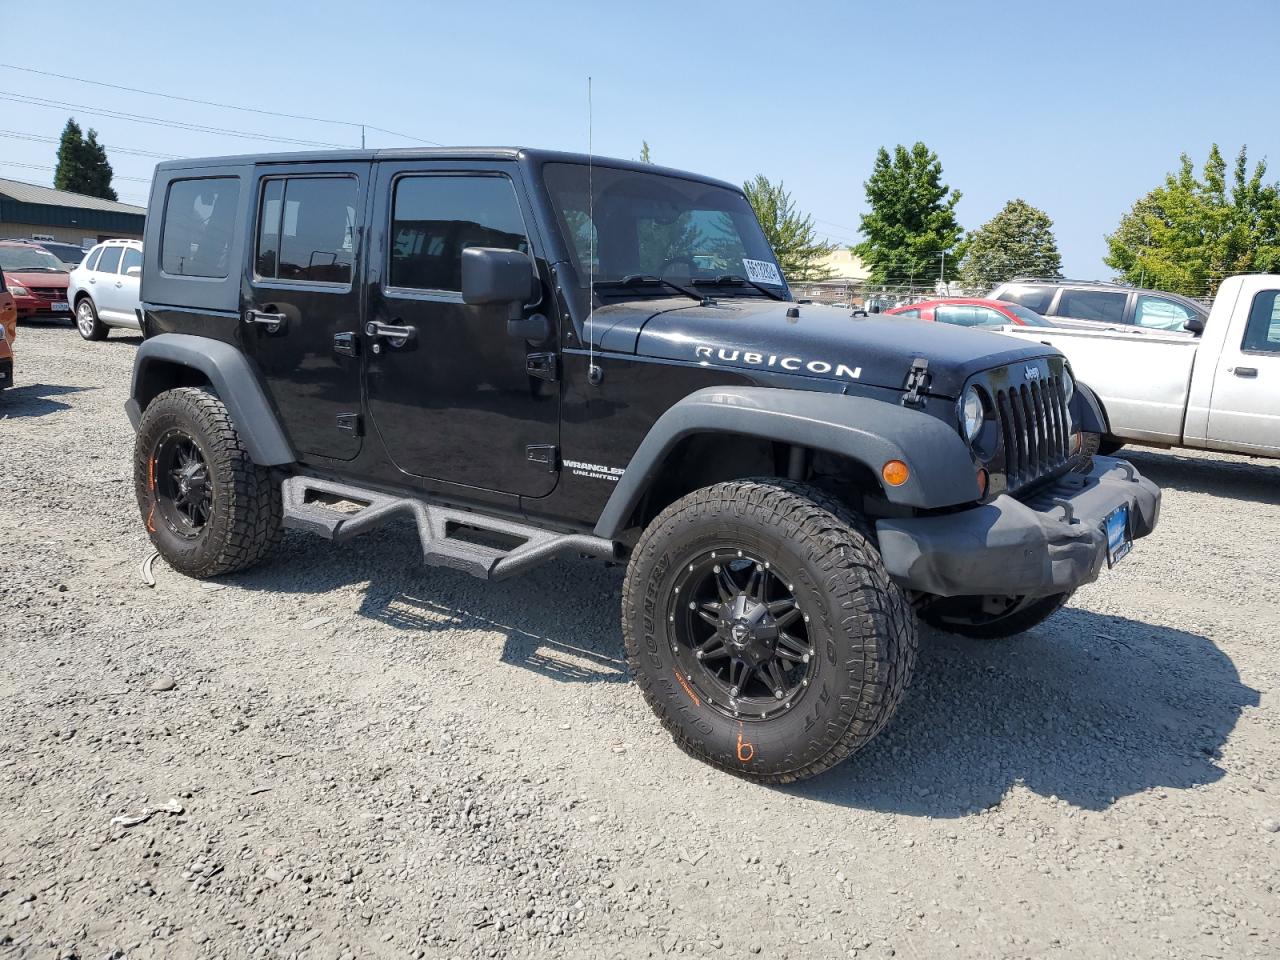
[594,274,703,303]
[690,274,785,301]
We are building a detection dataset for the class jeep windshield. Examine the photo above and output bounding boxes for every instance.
[543,162,788,299]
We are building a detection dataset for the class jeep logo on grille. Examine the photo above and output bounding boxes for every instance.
[1024,364,1042,381]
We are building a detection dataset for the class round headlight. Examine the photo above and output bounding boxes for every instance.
[1062,369,1075,403]
[962,385,984,443]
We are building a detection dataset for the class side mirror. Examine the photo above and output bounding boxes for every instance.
[461,247,537,307]
[125,265,141,278]
[1184,315,1205,335]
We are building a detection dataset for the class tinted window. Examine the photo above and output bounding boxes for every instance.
[1057,289,1126,323]
[1134,295,1196,331]
[161,177,240,278]
[120,247,142,274]
[934,304,1007,327]
[96,246,122,274]
[389,175,528,291]
[894,308,921,319]
[1001,303,1053,326]
[1242,290,1280,354]
[84,247,103,272]
[255,177,357,284]
[996,285,1055,313]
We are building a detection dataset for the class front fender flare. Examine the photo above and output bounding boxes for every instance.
[593,386,980,539]
[127,333,294,466]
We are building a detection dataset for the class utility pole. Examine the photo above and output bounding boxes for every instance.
[361,125,366,149]
[938,251,946,293]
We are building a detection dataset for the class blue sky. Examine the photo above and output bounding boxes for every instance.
[1,0,1276,276]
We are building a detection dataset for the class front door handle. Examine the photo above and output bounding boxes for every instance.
[365,320,415,349]
[115,281,123,288]
[246,309,288,333]
[1232,366,1258,378]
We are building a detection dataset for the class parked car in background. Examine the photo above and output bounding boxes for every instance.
[0,240,70,321]
[886,297,1055,328]
[3,237,89,269]
[0,268,15,388]
[989,278,1208,334]
[997,274,1280,459]
[67,239,143,340]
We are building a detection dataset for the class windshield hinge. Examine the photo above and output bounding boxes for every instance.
[526,352,558,382]
[902,358,931,407]
[526,444,558,472]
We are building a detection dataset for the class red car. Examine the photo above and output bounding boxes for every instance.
[0,240,71,321]
[885,297,1054,328]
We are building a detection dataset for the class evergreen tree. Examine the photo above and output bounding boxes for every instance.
[52,117,117,200]
[958,199,1063,290]
[742,174,834,281]
[639,141,652,164]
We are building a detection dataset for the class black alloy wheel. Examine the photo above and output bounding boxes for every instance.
[152,429,213,536]
[668,550,816,721]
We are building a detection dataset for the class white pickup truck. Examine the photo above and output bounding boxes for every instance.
[998,274,1280,458]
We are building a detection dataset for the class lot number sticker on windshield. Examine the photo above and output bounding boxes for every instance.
[742,258,783,286]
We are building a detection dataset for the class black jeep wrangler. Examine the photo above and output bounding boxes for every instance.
[127,148,1160,783]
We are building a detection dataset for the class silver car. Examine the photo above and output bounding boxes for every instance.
[67,239,143,340]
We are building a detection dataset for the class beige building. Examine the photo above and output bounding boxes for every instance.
[816,248,870,281]
[0,178,146,248]
[789,248,870,304]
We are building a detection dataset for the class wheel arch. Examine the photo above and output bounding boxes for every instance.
[594,386,982,540]
[127,333,295,466]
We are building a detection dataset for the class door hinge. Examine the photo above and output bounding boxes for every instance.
[526,444,558,472]
[333,331,359,357]
[526,352,558,382]
[336,413,363,435]
[902,357,931,407]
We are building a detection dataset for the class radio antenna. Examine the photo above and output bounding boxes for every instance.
[586,76,601,386]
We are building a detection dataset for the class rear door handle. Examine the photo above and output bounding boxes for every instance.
[365,320,415,349]
[246,309,288,333]
[1232,367,1258,378]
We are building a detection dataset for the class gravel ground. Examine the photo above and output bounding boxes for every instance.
[1,324,1277,960]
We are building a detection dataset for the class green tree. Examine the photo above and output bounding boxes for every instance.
[639,140,652,164]
[854,142,963,285]
[958,199,1062,290]
[1105,145,1280,297]
[742,174,834,281]
[53,117,117,200]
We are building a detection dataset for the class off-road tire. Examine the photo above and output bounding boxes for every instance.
[1098,437,1126,456]
[622,478,917,784]
[74,297,107,341]
[920,591,1073,640]
[134,387,282,578]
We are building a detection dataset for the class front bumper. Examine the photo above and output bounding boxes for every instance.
[14,294,71,319]
[875,457,1160,598]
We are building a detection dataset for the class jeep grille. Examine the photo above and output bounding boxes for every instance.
[994,374,1072,489]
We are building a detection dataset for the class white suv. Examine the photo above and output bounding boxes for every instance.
[68,239,143,340]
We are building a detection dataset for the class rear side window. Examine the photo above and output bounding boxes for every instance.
[1134,295,1196,331]
[389,175,528,292]
[894,308,921,319]
[996,285,1055,313]
[120,247,142,274]
[1057,289,1126,323]
[1242,290,1280,354]
[84,247,103,272]
[255,176,358,284]
[97,246,122,274]
[935,304,1007,327]
[161,177,240,278]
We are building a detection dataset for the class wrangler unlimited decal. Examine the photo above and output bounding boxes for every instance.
[694,345,862,380]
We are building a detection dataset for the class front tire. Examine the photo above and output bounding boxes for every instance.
[920,591,1073,639]
[134,387,282,578]
[622,479,917,784]
[75,297,107,341]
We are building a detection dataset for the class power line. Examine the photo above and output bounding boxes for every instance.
[0,63,443,147]
[0,160,151,183]
[0,128,180,159]
[0,91,354,149]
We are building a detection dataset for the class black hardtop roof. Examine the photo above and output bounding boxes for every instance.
[152,147,743,194]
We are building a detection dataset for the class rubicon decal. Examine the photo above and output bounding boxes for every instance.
[564,459,625,482]
[694,345,861,380]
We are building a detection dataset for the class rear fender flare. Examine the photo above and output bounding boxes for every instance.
[593,386,980,540]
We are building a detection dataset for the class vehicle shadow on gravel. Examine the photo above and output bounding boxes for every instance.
[792,607,1259,817]
[1121,447,1280,506]
[0,382,91,418]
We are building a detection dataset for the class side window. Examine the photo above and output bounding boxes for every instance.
[997,285,1055,314]
[84,247,103,272]
[389,175,528,292]
[972,306,1010,327]
[96,246,122,275]
[120,247,142,275]
[1057,289,1126,323]
[934,304,972,326]
[894,308,920,319]
[161,177,241,278]
[255,176,357,284]
[1134,295,1195,331]
[1242,290,1280,354]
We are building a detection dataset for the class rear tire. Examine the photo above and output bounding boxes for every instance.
[134,387,282,578]
[622,478,917,784]
[920,591,1073,640]
[75,297,107,341]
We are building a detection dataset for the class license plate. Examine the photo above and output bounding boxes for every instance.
[52,301,69,311]
[1103,504,1132,567]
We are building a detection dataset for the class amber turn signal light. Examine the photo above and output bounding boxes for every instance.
[881,460,910,487]
[976,467,989,498]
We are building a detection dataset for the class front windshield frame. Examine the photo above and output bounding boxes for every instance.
[0,245,68,273]
[542,162,788,298]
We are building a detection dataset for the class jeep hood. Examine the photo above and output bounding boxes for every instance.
[588,297,1059,398]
